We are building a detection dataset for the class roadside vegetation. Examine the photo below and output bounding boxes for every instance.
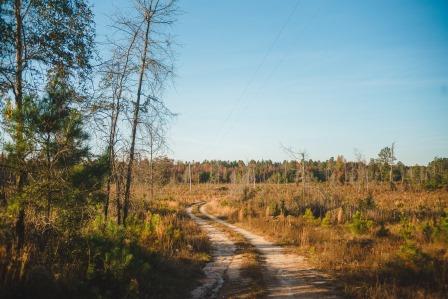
[203,181,448,298]
[0,1,212,298]
[0,192,209,298]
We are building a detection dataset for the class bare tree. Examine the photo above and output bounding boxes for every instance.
[108,0,177,225]
[97,31,139,221]
[354,148,368,193]
[281,144,307,199]
[142,98,174,201]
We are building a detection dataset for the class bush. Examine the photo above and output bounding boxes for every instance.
[303,208,319,224]
[433,211,448,243]
[399,215,416,241]
[321,211,331,226]
[348,211,373,235]
[375,222,390,237]
[268,201,281,217]
[240,186,255,202]
[421,222,434,243]
[358,192,376,211]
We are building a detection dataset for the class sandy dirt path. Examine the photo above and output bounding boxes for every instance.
[200,203,342,298]
[187,204,241,298]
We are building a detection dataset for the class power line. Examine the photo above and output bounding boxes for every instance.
[216,3,326,149]
[209,0,302,155]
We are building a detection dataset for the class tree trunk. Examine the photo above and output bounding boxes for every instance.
[150,144,154,200]
[284,163,287,184]
[389,165,393,183]
[105,107,117,219]
[14,0,23,132]
[123,17,151,225]
[14,0,25,252]
[301,156,305,199]
[116,168,122,225]
[46,135,51,223]
[105,31,138,220]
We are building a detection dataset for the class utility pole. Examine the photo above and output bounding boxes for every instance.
[284,162,287,184]
[300,152,305,200]
[217,162,220,184]
[188,162,192,192]
[253,166,256,188]
[389,142,395,184]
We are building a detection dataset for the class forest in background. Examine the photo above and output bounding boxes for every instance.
[130,154,448,191]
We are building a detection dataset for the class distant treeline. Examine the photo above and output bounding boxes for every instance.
[132,156,448,190]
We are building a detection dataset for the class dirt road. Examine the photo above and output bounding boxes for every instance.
[189,202,342,298]
[187,204,240,298]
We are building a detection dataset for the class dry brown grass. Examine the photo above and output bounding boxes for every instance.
[164,182,448,299]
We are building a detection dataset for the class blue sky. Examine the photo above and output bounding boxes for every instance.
[93,0,448,164]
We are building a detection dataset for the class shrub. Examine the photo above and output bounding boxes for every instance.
[303,208,319,224]
[240,186,255,202]
[358,192,376,211]
[375,222,390,237]
[348,211,373,235]
[321,211,331,226]
[433,211,448,243]
[399,215,416,241]
[396,241,433,275]
[421,222,434,243]
[268,201,281,217]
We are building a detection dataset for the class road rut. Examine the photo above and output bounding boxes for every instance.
[187,204,240,298]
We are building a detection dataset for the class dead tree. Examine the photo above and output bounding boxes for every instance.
[98,31,139,221]
[354,148,367,193]
[142,99,174,201]
[281,144,307,199]
[110,0,177,225]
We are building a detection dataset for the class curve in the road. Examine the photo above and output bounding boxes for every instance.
[200,203,342,299]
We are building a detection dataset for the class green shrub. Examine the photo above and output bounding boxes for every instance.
[399,215,416,241]
[396,241,436,279]
[321,211,331,226]
[421,222,434,243]
[433,211,448,243]
[82,213,183,298]
[303,208,319,224]
[348,211,373,235]
[358,192,375,210]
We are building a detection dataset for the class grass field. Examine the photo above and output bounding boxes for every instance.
[160,182,448,298]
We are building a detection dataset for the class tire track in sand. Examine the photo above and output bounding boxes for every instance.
[187,203,240,298]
